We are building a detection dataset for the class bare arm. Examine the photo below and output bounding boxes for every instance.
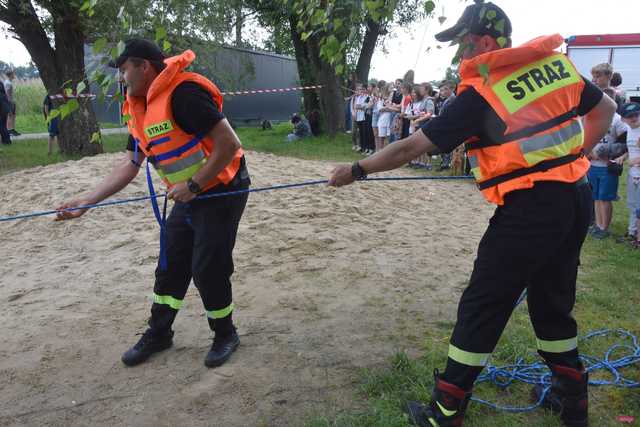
[614,152,629,165]
[56,150,143,220]
[167,118,241,202]
[413,113,433,125]
[191,119,241,186]
[360,131,440,173]
[582,95,617,154]
[328,131,440,186]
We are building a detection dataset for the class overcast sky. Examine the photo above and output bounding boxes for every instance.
[2,0,639,84]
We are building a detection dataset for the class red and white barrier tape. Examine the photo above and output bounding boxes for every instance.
[48,93,97,100]
[221,85,323,96]
[48,85,324,100]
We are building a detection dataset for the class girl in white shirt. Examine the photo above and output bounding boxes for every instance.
[376,84,394,152]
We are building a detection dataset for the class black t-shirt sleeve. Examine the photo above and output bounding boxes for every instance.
[420,88,500,153]
[171,81,225,135]
[126,134,137,151]
[577,76,604,116]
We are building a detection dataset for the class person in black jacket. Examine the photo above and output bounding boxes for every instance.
[0,83,11,145]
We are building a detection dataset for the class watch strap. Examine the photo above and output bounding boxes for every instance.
[187,178,202,194]
[351,161,367,180]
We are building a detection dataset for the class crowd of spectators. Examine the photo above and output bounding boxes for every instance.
[347,75,461,172]
[345,64,639,249]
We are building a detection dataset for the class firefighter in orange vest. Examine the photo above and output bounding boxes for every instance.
[329,2,617,426]
[56,39,251,368]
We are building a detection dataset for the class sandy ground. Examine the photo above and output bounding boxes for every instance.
[0,151,493,426]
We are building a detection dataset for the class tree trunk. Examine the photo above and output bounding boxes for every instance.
[52,6,102,156]
[288,15,321,116]
[355,18,383,85]
[0,0,102,156]
[307,36,344,136]
[235,1,243,47]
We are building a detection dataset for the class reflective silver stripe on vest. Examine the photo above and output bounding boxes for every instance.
[158,149,206,175]
[519,120,582,155]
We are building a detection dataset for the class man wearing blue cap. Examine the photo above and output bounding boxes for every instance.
[329,1,617,425]
[57,38,251,369]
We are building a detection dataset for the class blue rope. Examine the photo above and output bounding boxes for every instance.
[145,160,168,270]
[471,329,640,413]
[0,175,474,223]
[472,289,639,412]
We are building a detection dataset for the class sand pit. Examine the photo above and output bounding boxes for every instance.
[0,151,493,426]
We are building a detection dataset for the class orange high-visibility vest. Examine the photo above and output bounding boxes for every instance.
[123,50,243,192]
[458,34,589,205]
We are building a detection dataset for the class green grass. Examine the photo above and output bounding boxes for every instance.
[15,113,123,134]
[235,123,364,162]
[0,133,128,174]
[1,125,638,426]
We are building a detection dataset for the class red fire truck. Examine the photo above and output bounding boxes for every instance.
[566,33,640,102]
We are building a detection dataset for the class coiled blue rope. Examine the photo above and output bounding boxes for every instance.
[471,290,639,412]
[0,175,474,223]
[472,328,640,412]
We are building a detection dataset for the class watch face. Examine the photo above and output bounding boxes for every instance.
[188,179,200,193]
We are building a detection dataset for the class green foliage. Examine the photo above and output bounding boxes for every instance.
[254,0,435,76]
[84,0,249,48]
[40,0,178,126]
[90,131,102,144]
[444,66,460,84]
[424,0,435,14]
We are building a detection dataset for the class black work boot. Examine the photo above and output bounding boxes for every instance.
[406,370,472,427]
[121,329,174,366]
[532,364,589,427]
[204,328,240,368]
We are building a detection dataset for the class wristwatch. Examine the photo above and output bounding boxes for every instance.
[187,178,202,194]
[351,161,367,180]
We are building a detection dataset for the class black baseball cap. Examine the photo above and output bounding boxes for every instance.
[435,1,512,43]
[108,38,166,68]
[619,102,640,118]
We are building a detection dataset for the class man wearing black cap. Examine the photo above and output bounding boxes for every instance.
[57,38,251,369]
[329,1,617,426]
